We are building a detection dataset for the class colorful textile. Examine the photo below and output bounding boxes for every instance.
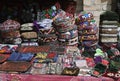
[0,19,20,31]
[7,52,34,61]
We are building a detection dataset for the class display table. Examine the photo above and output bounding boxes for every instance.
[0,73,115,81]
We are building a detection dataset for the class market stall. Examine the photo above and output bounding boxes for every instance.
[0,0,120,81]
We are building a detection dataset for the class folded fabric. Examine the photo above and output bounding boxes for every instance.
[7,52,34,61]
[0,54,10,63]
[0,61,31,72]
[34,52,58,63]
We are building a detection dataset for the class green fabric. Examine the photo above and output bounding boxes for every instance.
[94,63,107,73]
[94,48,104,57]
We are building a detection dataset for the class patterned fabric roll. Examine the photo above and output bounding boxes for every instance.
[55,24,77,33]
[53,10,75,32]
[38,34,57,43]
[78,27,98,35]
[21,32,38,39]
[82,41,98,47]
[100,34,117,43]
[58,37,78,46]
[3,38,22,45]
[58,29,78,39]
[20,23,34,31]
[79,35,98,41]
[39,27,55,35]
[0,19,20,31]
[100,28,117,34]
[1,30,20,38]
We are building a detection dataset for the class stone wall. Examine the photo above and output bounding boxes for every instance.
[83,0,113,26]
[74,0,117,26]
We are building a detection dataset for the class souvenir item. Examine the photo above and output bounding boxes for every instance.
[78,27,98,35]
[0,54,10,63]
[61,67,79,76]
[21,32,38,39]
[22,39,38,42]
[51,45,66,55]
[100,34,117,43]
[104,69,120,79]
[35,52,48,59]
[47,63,63,74]
[76,12,94,23]
[39,27,55,35]
[94,48,105,64]
[85,57,95,67]
[82,41,98,47]
[107,47,120,58]
[34,19,53,31]
[34,52,58,63]
[94,48,105,58]
[7,52,34,62]
[100,20,118,43]
[65,46,81,60]
[79,35,98,41]
[100,28,117,34]
[13,38,22,45]
[0,61,31,72]
[54,24,77,33]
[58,37,78,46]
[90,63,107,77]
[0,44,18,54]
[37,5,57,20]
[38,34,57,43]
[0,19,20,31]
[111,55,120,68]
[34,52,49,63]
[58,29,78,39]
[75,60,88,68]
[21,42,39,46]
[30,63,48,74]
[78,67,91,76]
[3,38,16,44]
[53,10,75,32]
[1,30,20,38]
[16,46,50,53]
[21,23,34,31]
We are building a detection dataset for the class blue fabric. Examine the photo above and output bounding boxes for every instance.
[8,52,34,61]
[7,52,21,61]
[18,53,34,61]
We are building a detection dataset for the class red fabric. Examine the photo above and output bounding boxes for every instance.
[0,73,115,81]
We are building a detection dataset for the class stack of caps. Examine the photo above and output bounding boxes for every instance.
[20,23,38,46]
[34,19,57,45]
[99,21,118,43]
[0,19,21,44]
[75,12,98,47]
[53,10,78,46]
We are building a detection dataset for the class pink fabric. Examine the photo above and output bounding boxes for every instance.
[0,73,115,81]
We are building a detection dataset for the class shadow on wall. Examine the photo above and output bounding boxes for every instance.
[101,0,119,22]
[101,0,112,11]
[75,0,83,14]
